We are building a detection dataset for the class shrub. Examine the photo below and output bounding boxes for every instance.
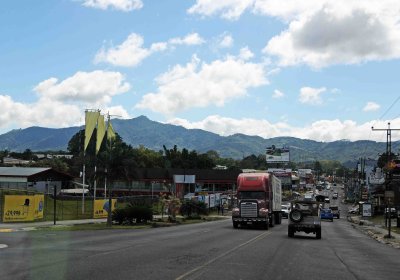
[112,208,127,225]
[126,204,153,224]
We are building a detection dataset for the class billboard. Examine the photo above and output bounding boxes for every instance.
[93,199,117,219]
[3,195,44,222]
[266,146,290,163]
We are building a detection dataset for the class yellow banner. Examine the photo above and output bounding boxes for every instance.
[84,111,100,152]
[107,121,116,140]
[3,195,35,222]
[96,114,106,154]
[93,199,117,219]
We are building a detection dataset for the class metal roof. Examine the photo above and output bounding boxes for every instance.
[0,167,51,177]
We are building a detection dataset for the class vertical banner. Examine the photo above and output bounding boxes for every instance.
[93,199,117,218]
[3,195,35,222]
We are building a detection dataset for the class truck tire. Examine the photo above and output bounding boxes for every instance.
[289,209,303,223]
[275,212,282,225]
[316,228,321,239]
[263,219,270,230]
[233,221,238,229]
[269,215,275,227]
[288,227,294,238]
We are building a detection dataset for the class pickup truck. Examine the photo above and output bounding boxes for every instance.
[329,206,340,219]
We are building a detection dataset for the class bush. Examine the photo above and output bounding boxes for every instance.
[112,208,127,225]
[180,200,208,218]
[126,204,153,224]
[112,204,153,225]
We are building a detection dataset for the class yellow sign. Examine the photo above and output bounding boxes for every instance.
[3,195,45,222]
[3,195,35,222]
[93,199,117,218]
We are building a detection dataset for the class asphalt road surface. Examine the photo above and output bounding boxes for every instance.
[1,199,400,279]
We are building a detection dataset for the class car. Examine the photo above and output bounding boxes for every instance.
[329,206,340,219]
[324,198,330,204]
[348,206,359,214]
[288,200,322,239]
[320,208,334,221]
[332,192,338,199]
[281,204,290,218]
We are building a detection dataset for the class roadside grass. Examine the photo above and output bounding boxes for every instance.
[34,215,228,232]
[365,215,400,234]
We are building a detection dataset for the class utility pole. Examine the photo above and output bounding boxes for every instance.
[372,122,400,238]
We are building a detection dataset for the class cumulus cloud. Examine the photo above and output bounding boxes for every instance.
[299,87,326,105]
[81,0,143,12]
[167,115,400,142]
[34,70,130,106]
[95,32,204,67]
[272,89,284,98]
[219,34,234,48]
[0,71,131,132]
[187,0,255,20]
[169,33,205,46]
[189,1,400,67]
[363,101,380,112]
[135,52,268,115]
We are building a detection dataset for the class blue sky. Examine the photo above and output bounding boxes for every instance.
[1,0,400,142]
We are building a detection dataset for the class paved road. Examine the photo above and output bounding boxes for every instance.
[1,213,400,280]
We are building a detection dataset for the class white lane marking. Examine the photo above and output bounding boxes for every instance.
[0,244,8,249]
[175,231,271,280]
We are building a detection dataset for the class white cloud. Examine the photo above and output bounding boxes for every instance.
[34,70,130,106]
[95,33,204,67]
[363,101,380,112]
[167,115,400,142]
[0,70,131,132]
[189,1,400,67]
[299,87,326,105]
[272,89,284,98]
[239,47,254,60]
[94,33,154,67]
[187,0,255,20]
[81,0,143,12]
[169,33,205,46]
[219,34,234,48]
[135,52,268,115]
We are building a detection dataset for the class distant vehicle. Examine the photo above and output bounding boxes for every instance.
[333,183,337,186]
[320,208,334,221]
[288,200,321,239]
[324,198,330,204]
[232,172,282,229]
[348,206,359,214]
[281,204,290,218]
[329,206,340,219]
[332,192,338,199]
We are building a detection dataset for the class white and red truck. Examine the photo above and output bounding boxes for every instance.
[232,172,282,229]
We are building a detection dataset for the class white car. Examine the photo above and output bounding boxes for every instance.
[281,205,290,218]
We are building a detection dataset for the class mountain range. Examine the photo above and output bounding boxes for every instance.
[0,116,397,166]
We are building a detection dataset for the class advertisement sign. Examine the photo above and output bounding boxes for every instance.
[93,199,117,218]
[34,194,44,219]
[266,146,290,163]
[3,195,34,222]
[362,203,372,217]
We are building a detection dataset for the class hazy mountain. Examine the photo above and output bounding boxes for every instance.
[0,116,397,164]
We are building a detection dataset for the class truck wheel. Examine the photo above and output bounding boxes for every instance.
[269,215,275,227]
[288,227,294,238]
[275,212,282,225]
[338,215,340,219]
[316,228,321,239]
[264,219,270,230]
[289,209,303,223]
[233,221,238,229]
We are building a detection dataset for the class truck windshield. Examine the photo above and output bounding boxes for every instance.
[238,191,265,199]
